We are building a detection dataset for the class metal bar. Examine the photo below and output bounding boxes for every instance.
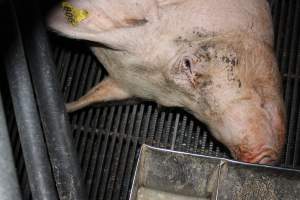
[141,105,153,143]
[186,120,194,152]
[0,91,22,200]
[111,105,136,200]
[284,0,300,165]
[99,129,118,199]
[194,126,201,153]
[292,26,300,166]
[275,0,288,60]
[148,108,158,146]
[13,0,87,198]
[163,112,173,149]
[85,127,103,198]
[81,70,103,181]
[101,106,124,200]
[278,0,294,73]
[156,112,165,147]
[177,115,187,151]
[4,1,59,199]
[110,106,135,200]
[88,108,109,199]
[121,105,145,200]
[171,113,180,150]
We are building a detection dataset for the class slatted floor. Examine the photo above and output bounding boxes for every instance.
[50,36,230,199]
[1,0,300,199]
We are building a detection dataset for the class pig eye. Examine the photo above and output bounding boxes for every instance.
[183,57,192,74]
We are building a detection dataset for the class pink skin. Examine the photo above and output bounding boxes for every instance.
[211,100,285,164]
[47,0,286,164]
[170,36,286,164]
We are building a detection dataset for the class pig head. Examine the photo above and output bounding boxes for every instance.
[47,0,286,164]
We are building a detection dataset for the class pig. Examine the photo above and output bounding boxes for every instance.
[47,0,286,164]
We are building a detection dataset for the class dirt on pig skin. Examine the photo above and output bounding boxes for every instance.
[47,0,286,164]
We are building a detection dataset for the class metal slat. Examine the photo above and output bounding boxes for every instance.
[171,113,180,150]
[176,115,187,152]
[292,36,300,166]
[81,73,103,180]
[96,107,117,200]
[161,112,173,149]
[272,0,282,45]
[84,115,101,196]
[115,105,138,200]
[284,0,300,165]
[155,112,165,147]
[278,0,294,73]
[193,126,201,153]
[275,0,288,60]
[186,121,194,152]
[121,106,145,199]
[111,141,127,200]
[60,51,73,97]
[88,107,109,199]
[83,109,102,190]
[105,106,125,200]
[146,108,158,145]
[140,105,153,144]
[122,140,139,200]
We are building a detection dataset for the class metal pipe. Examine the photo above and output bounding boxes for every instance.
[15,0,87,199]
[0,90,22,200]
[4,1,59,199]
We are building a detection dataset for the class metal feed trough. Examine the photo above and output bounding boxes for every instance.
[130,145,300,200]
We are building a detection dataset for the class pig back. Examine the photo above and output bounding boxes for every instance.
[157,0,274,46]
[90,0,275,103]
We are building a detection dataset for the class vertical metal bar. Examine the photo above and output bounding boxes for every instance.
[284,0,300,165]
[194,126,201,153]
[121,105,145,200]
[141,105,153,144]
[105,106,124,200]
[171,114,180,150]
[177,116,187,151]
[3,1,59,199]
[0,91,22,200]
[186,120,194,152]
[14,0,87,198]
[147,108,158,146]
[155,112,165,147]
[162,113,173,149]
[275,0,288,60]
[89,107,109,199]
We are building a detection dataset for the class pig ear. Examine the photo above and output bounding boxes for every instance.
[47,0,104,41]
[47,0,155,49]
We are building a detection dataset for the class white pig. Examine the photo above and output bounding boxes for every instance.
[48,0,286,164]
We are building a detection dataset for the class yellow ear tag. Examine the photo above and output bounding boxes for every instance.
[62,1,89,26]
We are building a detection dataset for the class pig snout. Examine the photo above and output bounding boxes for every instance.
[216,100,286,165]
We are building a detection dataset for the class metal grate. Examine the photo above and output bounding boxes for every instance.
[1,0,300,200]
[49,36,230,200]
[272,0,300,167]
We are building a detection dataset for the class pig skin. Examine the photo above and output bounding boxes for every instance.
[47,0,286,164]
